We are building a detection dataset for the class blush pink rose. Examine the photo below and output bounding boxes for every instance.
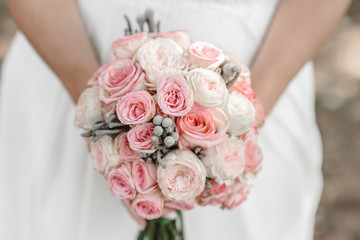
[127,123,156,153]
[154,30,191,50]
[186,68,228,108]
[89,135,121,175]
[75,86,103,131]
[157,150,206,201]
[131,190,164,220]
[201,136,246,185]
[134,38,187,89]
[197,180,230,206]
[222,179,250,210]
[116,91,156,125]
[99,58,146,105]
[132,159,158,194]
[161,207,177,220]
[188,41,225,70]
[107,162,136,200]
[177,104,229,149]
[242,128,263,177]
[112,32,150,59]
[164,198,196,211]
[114,132,140,162]
[157,74,193,117]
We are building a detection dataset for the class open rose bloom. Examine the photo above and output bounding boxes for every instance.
[75,29,264,232]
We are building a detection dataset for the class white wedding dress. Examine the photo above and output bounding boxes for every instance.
[0,0,323,239]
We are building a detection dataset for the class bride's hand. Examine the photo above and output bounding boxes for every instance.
[251,0,352,115]
[5,0,99,103]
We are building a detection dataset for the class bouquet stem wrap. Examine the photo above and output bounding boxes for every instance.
[138,210,184,240]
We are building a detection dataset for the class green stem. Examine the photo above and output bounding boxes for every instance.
[137,211,184,240]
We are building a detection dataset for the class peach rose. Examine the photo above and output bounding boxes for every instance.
[114,132,140,162]
[154,30,191,50]
[112,32,150,59]
[157,150,206,201]
[197,180,230,206]
[200,136,246,185]
[157,74,193,116]
[131,190,164,220]
[223,91,255,136]
[242,128,263,177]
[127,123,156,153]
[99,58,146,105]
[186,68,228,107]
[188,41,225,70]
[107,162,136,200]
[164,198,196,211]
[116,90,156,125]
[222,179,250,210]
[75,86,103,131]
[89,135,121,175]
[134,38,187,89]
[177,104,229,149]
[132,159,158,194]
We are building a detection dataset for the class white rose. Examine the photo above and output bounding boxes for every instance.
[200,136,246,185]
[186,68,229,107]
[223,91,255,136]
[74,86,103,131]
[157,150,207,201]
[134,38,187,89]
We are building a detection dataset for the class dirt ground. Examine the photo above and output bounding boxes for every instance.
[0,1,359,239]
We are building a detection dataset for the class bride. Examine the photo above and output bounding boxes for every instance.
[0,0,351,239]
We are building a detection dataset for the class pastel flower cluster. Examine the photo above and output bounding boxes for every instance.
[75,30,264,222]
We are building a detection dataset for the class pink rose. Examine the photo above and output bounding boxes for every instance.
[89,135,121,175]
[116,90,156,125]
[200,136,246,185]
[157,150,206,201]
[134,38,187,89]
[157,74,193,117]
[188,41,225,70]
[154,30,191,50]
[229,75,255,100]
[131,190,164,220]
[132,159,158,194]
[87,62,112,87]
[242,128,263,177]
[99,58,146,105]
[75,86,103,131]
[114,132,140,162]
[222,179,250,210]
[177,104,229,149]
[197,180,230,206]
[123,199,147,228]
[112,32,150,59]
[127,123,156,153]
[164,198,196,211]
[107,162,136,200]
[251,98,265,128]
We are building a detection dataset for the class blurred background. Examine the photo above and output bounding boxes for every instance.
[0,1,359,239]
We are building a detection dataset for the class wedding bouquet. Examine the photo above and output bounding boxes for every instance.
[75,15,264,239]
